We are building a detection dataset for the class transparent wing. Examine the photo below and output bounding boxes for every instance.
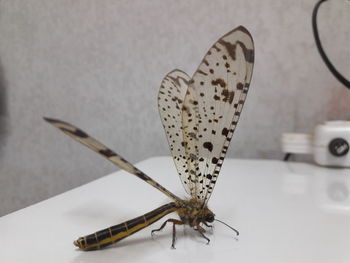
[44,117,182,202]
[182,26,255,202]
[158,69,194,196]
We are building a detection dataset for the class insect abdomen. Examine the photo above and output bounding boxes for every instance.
[74,202,177,250]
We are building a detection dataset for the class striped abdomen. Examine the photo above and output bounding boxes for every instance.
[74,202,177,250]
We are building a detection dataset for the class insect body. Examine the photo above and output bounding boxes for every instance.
[45,25,254,250]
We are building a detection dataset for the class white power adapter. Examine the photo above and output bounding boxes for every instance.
[282,121,350,168]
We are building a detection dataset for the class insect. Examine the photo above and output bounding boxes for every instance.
[44,25,254,251]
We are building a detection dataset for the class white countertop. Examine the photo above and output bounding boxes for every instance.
[1,157,350,262]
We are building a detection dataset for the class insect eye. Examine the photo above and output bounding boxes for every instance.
[206,215,214,223]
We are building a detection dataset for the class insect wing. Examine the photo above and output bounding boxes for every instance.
[44,117,181,202]
[158,69,194,196]
[182,26,254,201]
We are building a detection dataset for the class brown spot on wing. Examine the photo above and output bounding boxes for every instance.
[221,89,234,104]
[203,142,213,152]
[222,127,229,136]
[218,40,236,60]
[211,157,218,164]
[198,70,208,76]
[99,149,117,158]
[211,79,226,88]
[237,41,254,63]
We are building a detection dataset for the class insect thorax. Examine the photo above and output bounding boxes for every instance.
[176,198,213,226]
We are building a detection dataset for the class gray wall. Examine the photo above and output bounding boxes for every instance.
[0,0,349,216]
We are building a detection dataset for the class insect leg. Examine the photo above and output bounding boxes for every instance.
[151,218,183,235]
[194,224,210,244]
[151,218,184,248]
[202,221,213,229]
[151,219,168,236]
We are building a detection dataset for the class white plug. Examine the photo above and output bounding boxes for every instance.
[281,133,313,154]
[281,121,350,168]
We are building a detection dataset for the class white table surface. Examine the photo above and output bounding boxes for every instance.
[1,157,350,262]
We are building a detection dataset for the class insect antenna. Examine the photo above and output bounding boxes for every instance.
[215,219,239,236]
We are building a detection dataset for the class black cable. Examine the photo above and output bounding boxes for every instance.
[283,153,292,161]
[312,0,350,89]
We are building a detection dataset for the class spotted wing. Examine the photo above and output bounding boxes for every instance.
[158,69,193,196]
[44,117,181,202]
[182,26,254,202]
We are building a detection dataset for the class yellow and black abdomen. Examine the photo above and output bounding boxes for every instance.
[73,202,177,251]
